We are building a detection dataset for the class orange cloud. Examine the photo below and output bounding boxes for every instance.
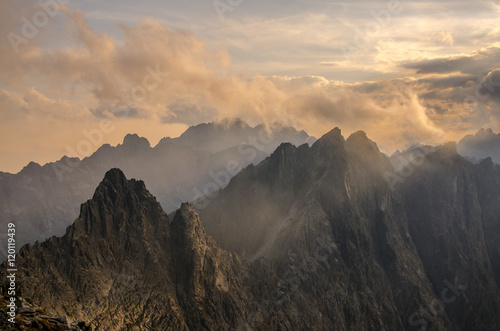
[0,2,493,173]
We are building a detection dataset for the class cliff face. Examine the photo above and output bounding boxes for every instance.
[475,157,500,288]
[2,127,500,330]
[199,129,500,330]
[401,144,500,329]
[2,169,252,330]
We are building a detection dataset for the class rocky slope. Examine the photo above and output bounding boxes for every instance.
[0,295,89,330]
[1,169,254,330]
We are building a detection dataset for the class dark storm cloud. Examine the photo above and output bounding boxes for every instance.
[478,69,500,103]
[401,47,500,75]
[413,69,500,105]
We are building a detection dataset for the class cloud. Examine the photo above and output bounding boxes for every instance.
[401,46,500,75]
[0,88,90,121]
[478,68,500,103]
[2,1,500,173]
[274,78,446,150]
[416,75,478,90]
[0,87,188,173]
[406,68,500,139]
[161,103,218,125]
[0,6,292,126]
[420,31,454,47]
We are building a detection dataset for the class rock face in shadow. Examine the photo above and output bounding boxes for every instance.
[475,157,500,288]
[1,169,251,330]
[2,126,500,330]
[401,143,500,329]
[199,128,500,330]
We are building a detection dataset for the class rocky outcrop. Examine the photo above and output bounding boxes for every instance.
[0,169,254,330]
[0,295,89,330]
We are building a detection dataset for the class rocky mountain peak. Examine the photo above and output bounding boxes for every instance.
[479,156,494,167]
[347,129,368,139]
[173,203,202,227]
[457,128,500,164]
[70,168,166,240]
[310,127,345,154]
[269,142,297,161]
[436,141,458,157]
[122,133,151,149]
[59,155,81,164]
[319,127,343,142]
[155,136,173,148]
[216,117,251,129]
[100,167,128,187]
[346,130,380,153]
[91,168,147,204]
[92,143,112,156]
[345,130,392,174]
[171,203,209,246]
[19,161,42,176]
[476,127,495,137]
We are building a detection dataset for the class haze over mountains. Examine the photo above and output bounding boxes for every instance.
[0,119,312,261]
[2,127,499,330]
[457,128,500,164]
[1,122,499,263]
[2,120,498,263]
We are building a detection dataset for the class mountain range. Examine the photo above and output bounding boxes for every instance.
[3,121,499,264]
[0,119,312,261]
[1,127,499,330]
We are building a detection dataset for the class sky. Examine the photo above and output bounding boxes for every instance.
[1,0,500,173]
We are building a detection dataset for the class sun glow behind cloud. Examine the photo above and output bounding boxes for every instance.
[1,0,500,172]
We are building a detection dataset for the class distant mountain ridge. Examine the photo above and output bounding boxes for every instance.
[457,128,500,164]
[167,118,314,154]
[387,128,500,175]
[0,119,313,261]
